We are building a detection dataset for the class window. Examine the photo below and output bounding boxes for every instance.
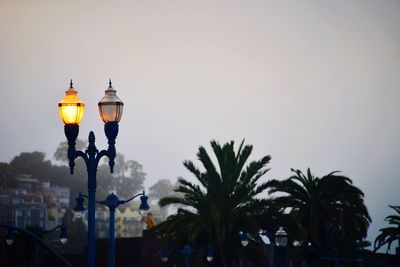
[40,211,44,218]
[27,210,31,217]
[16,210,23,217]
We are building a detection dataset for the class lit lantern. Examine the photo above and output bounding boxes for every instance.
[58,80,85,125]
[98,80,124,124]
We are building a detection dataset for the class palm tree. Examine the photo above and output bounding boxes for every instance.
[268,168,371,254]
[151,140,274,267]
[374,205,400,253]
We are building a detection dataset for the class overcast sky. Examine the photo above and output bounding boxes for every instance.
[1,0,399,245]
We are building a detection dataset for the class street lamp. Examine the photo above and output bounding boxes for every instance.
[75,191,149,267]
[275,227,288,267]
[240,231,249,247]
[5,228,14,246]
[58,79,124,267]
[275,227,288,247]
[160,247,168,263]
[206,245,214,263]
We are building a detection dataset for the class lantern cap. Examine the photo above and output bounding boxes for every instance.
[275,227,287,236]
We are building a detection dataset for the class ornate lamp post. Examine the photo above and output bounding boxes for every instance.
[58,79,124,267]
[75,191,150,267]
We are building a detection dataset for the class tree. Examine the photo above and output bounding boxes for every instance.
[10,152,53,178]
[53,142,146,203]
[149,179,175,220]
[0,162,17,190]
[268,168,371,254]
[374,205,400,253]
[61,208,87,245]
[53,139,87,163]
[96,153,146,199]
[152,140,273,267]
[149,179,175,200]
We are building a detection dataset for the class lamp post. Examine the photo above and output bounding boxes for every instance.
[75,191,149,267]
[58,79,124,267]
[275,227,288,267]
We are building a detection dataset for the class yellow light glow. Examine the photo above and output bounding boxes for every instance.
[58,84,85,125]
[59,103,84,125]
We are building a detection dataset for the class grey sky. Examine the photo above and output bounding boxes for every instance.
[1,0,399,245]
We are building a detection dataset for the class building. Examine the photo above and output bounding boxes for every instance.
[42,182,70,208]
[16,175,41,193]
[116,207,142,237]
[78,207,110,239]
[0,194,47,229]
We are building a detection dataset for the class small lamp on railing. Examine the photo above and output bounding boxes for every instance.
[161,248,168,263]
[139,194,150,216]
[240,231,249,247]
[6,228,14,246]
[275,227,288,247]
[74,193,85,212]
[59,224,68,245]
[275,227,288,267]
[206,245,214,262]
